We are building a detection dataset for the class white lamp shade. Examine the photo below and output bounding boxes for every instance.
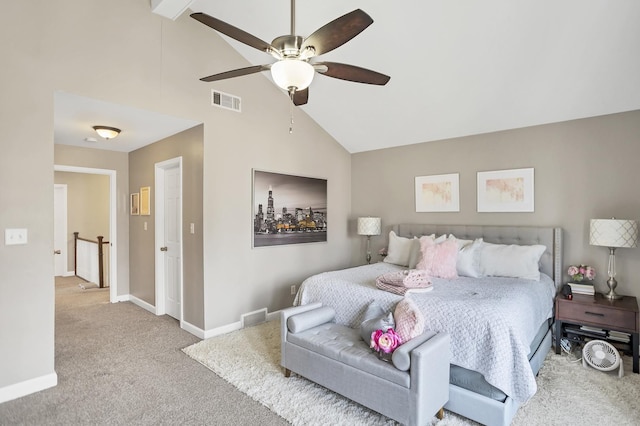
[270,59,315,91]
[357,217,381,236]
[590,219,639,248]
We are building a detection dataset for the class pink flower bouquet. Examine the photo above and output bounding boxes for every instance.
[567,264,595,282]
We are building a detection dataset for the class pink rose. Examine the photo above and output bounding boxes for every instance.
[377,329,402,353]
[567,266,579,276]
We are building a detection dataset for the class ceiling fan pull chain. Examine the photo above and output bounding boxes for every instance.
[289,90,295,134]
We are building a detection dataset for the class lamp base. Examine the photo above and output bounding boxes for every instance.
[603,290,623,300]
[603,277,623,300]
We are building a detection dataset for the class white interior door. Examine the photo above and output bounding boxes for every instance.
[53,184,68,276]
[164,166,181,319]
[155,158,183,320]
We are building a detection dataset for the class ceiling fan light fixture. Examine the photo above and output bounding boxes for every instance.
[92,126,121,140]
[271,59,315,92]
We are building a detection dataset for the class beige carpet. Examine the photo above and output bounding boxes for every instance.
[184,320,640,426]
[0,276,288,425]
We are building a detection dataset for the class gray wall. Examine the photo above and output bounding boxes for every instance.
[352,110,640,301]
[0,0,351,396]
[129,125,204,328]
[54,172,110,272]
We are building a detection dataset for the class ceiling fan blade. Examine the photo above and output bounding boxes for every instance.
[293,88,309,106]
[315,62,390,85]
[300,9,373,57]
[191,12,275,54]
[200,65,270,82]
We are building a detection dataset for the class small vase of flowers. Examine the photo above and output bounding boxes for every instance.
[370,328,402,362]
[567,264,596,282]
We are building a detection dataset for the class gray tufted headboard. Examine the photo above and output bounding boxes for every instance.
[394,224,563,290]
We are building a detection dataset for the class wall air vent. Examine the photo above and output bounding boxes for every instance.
[241,308,267,328]
[211,90,241,113]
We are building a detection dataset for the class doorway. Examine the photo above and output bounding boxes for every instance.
[154,157,183,321]
[53,165,117,303]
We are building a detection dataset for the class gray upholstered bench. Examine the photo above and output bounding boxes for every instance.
[280,303,450,426]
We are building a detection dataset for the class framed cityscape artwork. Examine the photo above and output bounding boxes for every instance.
[252,169,327,247]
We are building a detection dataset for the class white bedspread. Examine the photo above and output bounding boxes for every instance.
[294,262,555,403]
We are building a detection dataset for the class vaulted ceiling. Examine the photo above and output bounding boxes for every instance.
[188,0,640,153]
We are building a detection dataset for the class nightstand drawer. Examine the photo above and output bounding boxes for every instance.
[558,302,636,330]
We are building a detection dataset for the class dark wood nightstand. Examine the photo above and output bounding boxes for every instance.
[555,293,639,373]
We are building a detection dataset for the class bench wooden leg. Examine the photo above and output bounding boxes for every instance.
[436,407,444,420]
[284,368,291,378]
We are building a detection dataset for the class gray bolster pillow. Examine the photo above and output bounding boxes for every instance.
[391,330,438,371]
[287,306,336,333]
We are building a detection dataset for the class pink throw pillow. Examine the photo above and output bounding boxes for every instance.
[394,298,425,343]
[416,237,459,279]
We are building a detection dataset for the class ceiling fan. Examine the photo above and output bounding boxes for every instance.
[190,0,390,106]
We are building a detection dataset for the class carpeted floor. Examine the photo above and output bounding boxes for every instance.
[0,276,288,425]
[184,320,640,426]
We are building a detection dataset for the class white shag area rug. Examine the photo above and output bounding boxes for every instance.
[183,320,640,425]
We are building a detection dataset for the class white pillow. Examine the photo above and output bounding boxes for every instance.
[480,242,546,280]
[456,238,483,278]
[383,231,415,267]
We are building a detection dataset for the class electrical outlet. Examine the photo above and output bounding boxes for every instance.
[290,285,297,295]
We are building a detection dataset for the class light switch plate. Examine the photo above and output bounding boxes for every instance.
[5,228,28,245]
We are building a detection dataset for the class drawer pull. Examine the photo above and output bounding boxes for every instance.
[585,311,605,317]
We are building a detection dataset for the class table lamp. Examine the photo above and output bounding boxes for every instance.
[589,218,638,300]
[357,217,381,264]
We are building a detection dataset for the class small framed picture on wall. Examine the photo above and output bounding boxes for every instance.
[140,186,151,216]
[130,193,140,216]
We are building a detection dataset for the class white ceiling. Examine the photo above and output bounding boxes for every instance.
[55,1,640,154]
[54,91,200,153]
[189,0,640,153]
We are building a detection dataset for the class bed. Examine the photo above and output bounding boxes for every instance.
[294,224,563,426]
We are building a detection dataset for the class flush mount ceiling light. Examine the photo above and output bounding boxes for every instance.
[92,125,121,140]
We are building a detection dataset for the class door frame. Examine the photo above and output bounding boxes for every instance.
[54,165,118,303]
[53,184,69,276]
[154,157,183,322]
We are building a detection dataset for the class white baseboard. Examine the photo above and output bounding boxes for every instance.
[128,295,156,314]
[122,298,283,341]
[0,372,58,404]
[197,308,283,340]
[63,270,75,277]
[181,320,206,339]
[203,320,242,339]
[115,294,130,303]
[266,310,281,322]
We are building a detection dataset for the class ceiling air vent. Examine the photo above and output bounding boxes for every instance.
[211,90,241,113]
